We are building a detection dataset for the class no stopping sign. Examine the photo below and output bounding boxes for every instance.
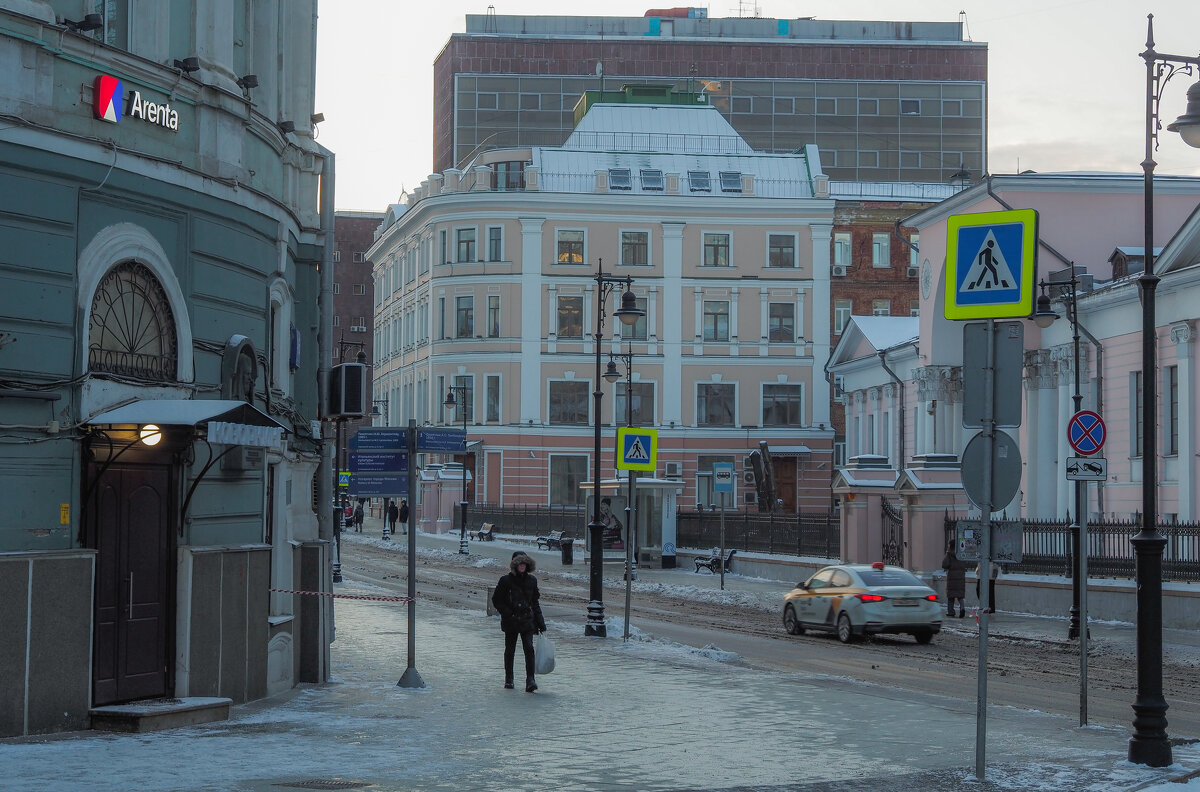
[1067,411,1106,456]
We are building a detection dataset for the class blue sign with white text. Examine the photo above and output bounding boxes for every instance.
[418,427,466,453]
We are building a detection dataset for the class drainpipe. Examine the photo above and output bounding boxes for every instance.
[315,145,335,548]
[879,341,916,469]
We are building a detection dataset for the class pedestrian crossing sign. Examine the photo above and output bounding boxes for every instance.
[944,209,1038,320]
[617,427,657,472]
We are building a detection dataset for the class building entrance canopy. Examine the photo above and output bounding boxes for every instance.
[87,399,286,449]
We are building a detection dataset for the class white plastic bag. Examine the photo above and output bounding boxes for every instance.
[534,632,555,675]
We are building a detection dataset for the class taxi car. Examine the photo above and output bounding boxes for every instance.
[782,562,942,644]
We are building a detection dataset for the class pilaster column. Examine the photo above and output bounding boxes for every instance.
[1172,322,1195,519]
[518,218,544,424]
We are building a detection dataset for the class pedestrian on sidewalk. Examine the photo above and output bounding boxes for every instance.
[387,500,399,536]
[353,501,364,533]
[941,540,967,618]
[491,551,546,692]
[398,499,409,535]
[975,561,1001,613]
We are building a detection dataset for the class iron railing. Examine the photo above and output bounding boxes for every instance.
[472,503,588,540]
[945,515,1200,583]
[676,510,840,559]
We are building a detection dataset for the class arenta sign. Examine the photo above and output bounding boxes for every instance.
[93,75,180,132]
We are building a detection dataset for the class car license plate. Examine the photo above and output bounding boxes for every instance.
[893,598,917,607]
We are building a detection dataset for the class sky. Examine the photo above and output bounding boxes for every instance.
[315,0,1200,211]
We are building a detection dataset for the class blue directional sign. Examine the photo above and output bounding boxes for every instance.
[349,452,408,473]
[350,428,407,451]
[348,473,407,497]
[417,427,466,453]
[944,209,1038,320]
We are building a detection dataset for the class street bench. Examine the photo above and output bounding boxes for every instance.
[471,523,496,541]
[695,548,736,574]
[536,530,570,550]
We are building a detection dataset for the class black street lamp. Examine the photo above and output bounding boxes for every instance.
[605,342,639,637]
[1130,14,1200,768]
[586,259,643,637]
[444,385,471,555]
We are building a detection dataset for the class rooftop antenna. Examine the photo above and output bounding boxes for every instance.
[735,0,762,18]
[484,5,496,34]
[958,10,973,42]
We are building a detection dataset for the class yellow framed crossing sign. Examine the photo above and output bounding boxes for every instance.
[616,427,657,472]
[944,208,1039,320]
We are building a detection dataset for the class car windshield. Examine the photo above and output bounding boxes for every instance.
[857,568,925,587]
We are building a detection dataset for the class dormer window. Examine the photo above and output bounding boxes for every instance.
[719,171,742,193]
[608,168,632,191]
[688,171,711,192]
[639,169,664,191]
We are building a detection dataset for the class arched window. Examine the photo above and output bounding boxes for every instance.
[88,260,178,381]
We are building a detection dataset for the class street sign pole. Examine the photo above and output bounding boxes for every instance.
[975,317,995,782]
[623,470,638,642]
[719,489,727,591]
[398,418,424,689]
[1080,479,1089,725]
[712,462,735,592]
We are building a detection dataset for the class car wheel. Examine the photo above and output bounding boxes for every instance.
[914,629,934,645]
[783,605,805,635]
[836,612,855,643]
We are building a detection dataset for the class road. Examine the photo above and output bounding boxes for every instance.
[339,536,1200,739]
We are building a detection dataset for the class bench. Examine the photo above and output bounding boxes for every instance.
[471,523,496,541]
[694,548,736,574]
[536,530,570,550]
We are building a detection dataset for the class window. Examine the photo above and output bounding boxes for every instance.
[354,316,365,328]
[439,230,447,264]
[639,169,664,191]
[833,441,846,467]
[353,252,365,263]
[332,251,341,263]
[88,261,178,382]
[624,296,648,341]
[768,303,794,342]
[487,226,503,262]
[833,232,851,267]
[900,98,921,115]
[834,299,852,334]
[557,230,584,264]
[549,381,589,425]
[621,231,649,266]
[332,282,340,295]
[615,382,655,426]
[768,234,795,268]
[763,384,802,427]
[557,295,583,338]
[688,171,711,192]
[452,375,474,423]
[910,300,920,317]
[456,228,476,262]
[1167,365,1179,456]
[872,300,891,316]
[486,374,500,422]
[438,297,446,340]
[910,233,920,268]
[353,283,365,295]
[719,171,742,193]
[477,92,498,110]
[867,414,876,454]
[493,161,525,191]
[455,296,474,338]
[872,233,890,267]
[487,295,500,338]
[702,300,729,342]
[1132,370,1144,457]
[608,168,632,190]
[703,233,730,267]
[697,383,735,426]
[550,455,588,506]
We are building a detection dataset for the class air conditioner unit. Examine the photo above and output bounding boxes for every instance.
[906,266,920,278]
[663,461,683,478]
[350,324,367,332]
[743,470,755,485]
[831,265,847,277]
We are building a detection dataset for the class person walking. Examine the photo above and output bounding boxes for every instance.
[941,540,967,618]
[491,551,546,692]
[387,500,399,537]
[975,561,1001,613]
[353,501,364,533]
[398,499,409,535]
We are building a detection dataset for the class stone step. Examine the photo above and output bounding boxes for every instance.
[89,697,232,733]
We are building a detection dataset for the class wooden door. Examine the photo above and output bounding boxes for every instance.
[91,464,172,705]
[774,457,798,511]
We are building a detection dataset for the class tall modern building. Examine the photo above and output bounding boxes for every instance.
[0,1,333,736]
[433,10,987,184]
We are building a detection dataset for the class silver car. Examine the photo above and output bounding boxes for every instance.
[782,562,942,644]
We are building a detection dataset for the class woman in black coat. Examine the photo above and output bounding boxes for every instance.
[491,552,546,692]
[941,540,967,618]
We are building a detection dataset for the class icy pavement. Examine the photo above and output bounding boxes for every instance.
[5,574,1200,792]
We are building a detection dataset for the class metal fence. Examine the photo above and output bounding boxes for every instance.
[472,503,588,540]
[676,510,840,558]
[945,515,1200,583]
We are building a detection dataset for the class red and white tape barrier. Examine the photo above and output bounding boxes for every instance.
[270,588,411,603]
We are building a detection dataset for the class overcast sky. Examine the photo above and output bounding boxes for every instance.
[315,0,1200,211]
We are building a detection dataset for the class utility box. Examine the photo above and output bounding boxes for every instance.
[329,363,367,418]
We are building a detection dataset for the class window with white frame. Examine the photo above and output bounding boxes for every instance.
[834,299,852,334]
[456,228,476,262]
[452,374,474,423]
[549,381,589,425]
[719,171,742,193]
[487,295,500,338]
[872,232,890,267]
[833,441,847,467]
[688,171,711,192]
[872,300,890,316]
[910,232,920,268]
[762,383,802,426]
[608,168,632,191]
[615,381,655,426]
[550,455,588,505]
[1167,365,1179,456]
[557,295,583,338]
[768,303,794,342]
[455,296,473,338]
[639,169,664,191]
[703,233,730,267]
[621,231,649,266]
[333,282,340,294]
[353,283,365,295]
[622,296,648,341]
[556,230,584,264]
[439,229,447,264]
[702,300,729,342]
[697,383,735,426]
[487,226,503,262]
[768,234,796,268]
[833,232,851,267]
[486,374,500,422]
[867,414,876,454]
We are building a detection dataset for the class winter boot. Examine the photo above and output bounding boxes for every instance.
[946,608,954,617]
[525,675,538,693]
[504,673,514,690]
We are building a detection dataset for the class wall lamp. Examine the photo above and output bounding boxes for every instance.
[64,14,103,32]
[311,112,325,125]
[236,74,259,90]
[277,120,295,135]
[173,57,200,74]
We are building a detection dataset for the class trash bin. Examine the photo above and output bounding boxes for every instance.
[560,538,574,565]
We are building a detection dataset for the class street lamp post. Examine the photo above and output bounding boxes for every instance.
[586,259,643,637]
[1130,14,1200,768]
[604,342,639,640]
[444,385,471,555]
[370,399,391,540]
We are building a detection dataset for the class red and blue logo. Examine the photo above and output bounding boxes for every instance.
[93,75,123,123]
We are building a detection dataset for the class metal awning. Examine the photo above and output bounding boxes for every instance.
[87,399,287,449]
[769,445,813,456]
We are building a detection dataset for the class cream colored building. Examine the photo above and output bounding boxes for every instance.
[368,104,836,529]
